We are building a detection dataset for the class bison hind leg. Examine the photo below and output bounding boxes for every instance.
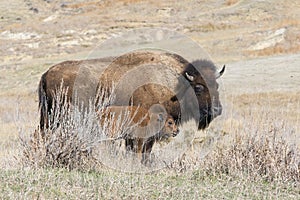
[125,138,135,152]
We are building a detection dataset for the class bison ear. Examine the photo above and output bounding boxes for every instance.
[216,65,225,79]
[185,72,194,82]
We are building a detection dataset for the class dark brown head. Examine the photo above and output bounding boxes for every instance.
[180,60,225,130]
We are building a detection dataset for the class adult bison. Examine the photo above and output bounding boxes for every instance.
[38,50,224,150]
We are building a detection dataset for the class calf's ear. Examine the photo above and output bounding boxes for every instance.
[157,113,164,122]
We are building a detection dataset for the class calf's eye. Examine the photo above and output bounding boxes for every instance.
[168,120,174,125]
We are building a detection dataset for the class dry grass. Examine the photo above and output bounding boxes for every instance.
[233,92,300,127]
[17,85,149,171]
[246,27,300,57]
[1,166,298,199]
[164,109,300,184]
[16,89,300,179]
[247,44,300,57]
[276,18,300,29]
[63,0,144,10]
[18,88,99,170]
[200,124,299,182]
[224,0,239,6]
[188,22,234,33]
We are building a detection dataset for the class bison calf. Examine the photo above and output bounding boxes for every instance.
[98,105,179,163]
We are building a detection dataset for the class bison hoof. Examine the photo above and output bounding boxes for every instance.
[141,153,156,166]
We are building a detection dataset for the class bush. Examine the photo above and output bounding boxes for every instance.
[19,84,132,171]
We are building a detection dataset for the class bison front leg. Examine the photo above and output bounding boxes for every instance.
[141,137,155,165]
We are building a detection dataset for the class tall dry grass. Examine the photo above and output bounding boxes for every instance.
[200,124,299,183]
[165,121,299,184]
[16,86,300,185]
[18,82,158,173]
[164,93,300,184]
[20,87,98,170]
[0,87,298,199]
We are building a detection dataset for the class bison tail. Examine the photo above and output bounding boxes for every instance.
[38,73,49,133]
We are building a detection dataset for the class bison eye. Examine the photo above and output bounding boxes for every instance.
[194,84,205,93]
[168,120,174,125]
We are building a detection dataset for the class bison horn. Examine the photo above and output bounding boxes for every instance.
[215,65,225,79]
[185,72,194,82]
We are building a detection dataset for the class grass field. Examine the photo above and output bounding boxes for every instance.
[0,86,299,199]
[0,167,298,199]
